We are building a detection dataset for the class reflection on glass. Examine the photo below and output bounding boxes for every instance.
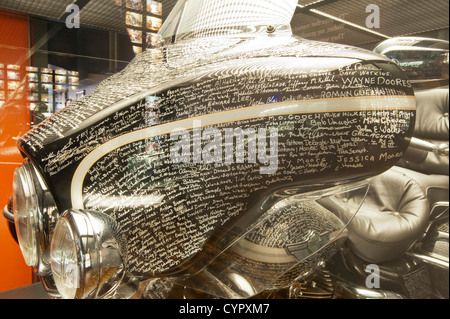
[7,64,20,71]
[118,0,164,53]
[146,33,161,47]
[373,37,449,82]
[7,81,19,91]
[127,28,143,44]
[55,75,66,84]
[68,77,79,86]
[41,74,52,83]
[126,11,143,27]
[27,73,38,82]
[146,16,162,31]
[147,0,162,15]
[132,46,143,55]
[7,70,20,80]
[389,50,449,80]
[26,66,38,72]
[126,0,143,11]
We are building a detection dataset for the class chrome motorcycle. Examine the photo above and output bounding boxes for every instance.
[2,0,448,299]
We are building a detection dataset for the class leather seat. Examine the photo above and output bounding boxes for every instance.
[398,86,449,176]
[344,85,448,263]
[396,87,449,220]
[396,86,449,210]
[343,168,430,263]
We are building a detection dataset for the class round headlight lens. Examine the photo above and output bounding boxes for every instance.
[12,161,59,276]
[50,210,126,299]
[13,165,38,267]
[50,217,80,299]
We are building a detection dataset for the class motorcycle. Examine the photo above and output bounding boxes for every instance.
[119,136,449,300]
[2,0,448,299]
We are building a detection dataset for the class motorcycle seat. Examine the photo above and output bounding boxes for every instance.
[339,167,430,263]
[395,86,449,214]
[397,86,449,176]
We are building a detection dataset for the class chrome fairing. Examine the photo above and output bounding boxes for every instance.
[14,0,416,298]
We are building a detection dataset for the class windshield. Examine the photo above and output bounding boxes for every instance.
[158,0,298,42]
[388,49,449,81]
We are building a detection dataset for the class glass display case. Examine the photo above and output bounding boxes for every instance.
[0,0,448,301]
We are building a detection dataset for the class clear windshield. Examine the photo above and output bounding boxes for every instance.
[158,0,298,42]
[388,50,449,81]
[173,181,369,299]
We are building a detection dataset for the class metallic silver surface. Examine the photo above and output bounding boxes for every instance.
[50,209,127,299]
[12,161,58,275]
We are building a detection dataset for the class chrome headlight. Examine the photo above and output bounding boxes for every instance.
[12,161,58,272]
[50,209,127,299]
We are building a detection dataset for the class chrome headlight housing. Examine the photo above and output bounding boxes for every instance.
[50,209,127,299]
[12,161,58,273]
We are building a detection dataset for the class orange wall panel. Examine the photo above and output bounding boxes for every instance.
[0,10,33,292]
[0,164,32,292]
